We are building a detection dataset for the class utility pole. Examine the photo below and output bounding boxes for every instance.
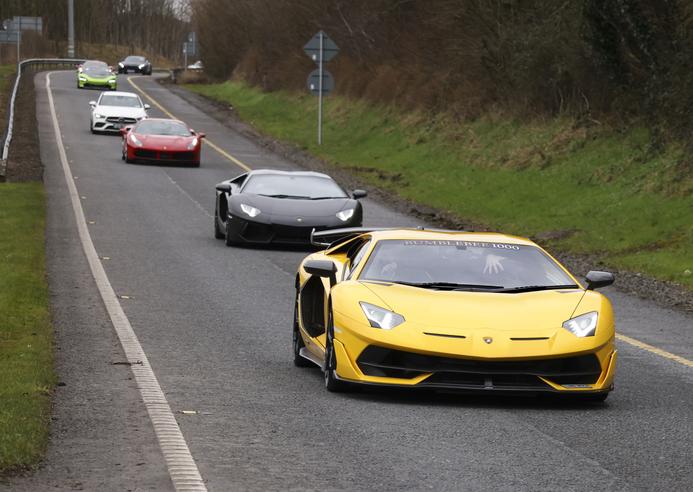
[67,0,75,58]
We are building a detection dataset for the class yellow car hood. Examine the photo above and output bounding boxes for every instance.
[361,282,584,334]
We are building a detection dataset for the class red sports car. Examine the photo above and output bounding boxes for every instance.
[121,118,205,167]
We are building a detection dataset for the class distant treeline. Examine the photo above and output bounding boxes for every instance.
[0,0,188,61]
[191,0,693,133]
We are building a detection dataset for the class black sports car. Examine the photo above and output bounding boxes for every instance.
[214,170,367,246]
[117,55,152,75]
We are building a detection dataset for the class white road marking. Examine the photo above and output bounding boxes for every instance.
[46,72,207,492]
[164,173,212,218]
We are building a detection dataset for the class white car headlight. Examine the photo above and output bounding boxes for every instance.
[336,208,355,222]
[93,113,104,119]
[187,137,199,150]
[118,62,124,67]
[240,204,261,218]
[129,133,143,147]
[359,302,405,330]
[562,311,598,337]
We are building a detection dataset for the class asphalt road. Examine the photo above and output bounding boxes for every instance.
[8,71,693,491]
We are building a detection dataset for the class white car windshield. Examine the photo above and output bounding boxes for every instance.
[242,175,347,199]
[99,95,142,108]
[358,239,577,291]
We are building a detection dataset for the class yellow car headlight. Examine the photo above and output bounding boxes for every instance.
[360,302,405,330]
[562,311,598,337]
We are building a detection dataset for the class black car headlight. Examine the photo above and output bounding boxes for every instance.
[336,208,355,222]
[562,311,598,337]
[240,204,261,218]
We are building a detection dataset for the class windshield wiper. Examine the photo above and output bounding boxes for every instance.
[260,194,311,199]
[393,281,505,291]
[497,284,579,293]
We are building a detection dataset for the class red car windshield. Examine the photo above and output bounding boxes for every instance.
[135,120,191,137]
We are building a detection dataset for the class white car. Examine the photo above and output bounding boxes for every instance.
[89,91,150,134]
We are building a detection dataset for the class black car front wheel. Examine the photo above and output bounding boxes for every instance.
[224,219,241,246]
[213,207,225,239]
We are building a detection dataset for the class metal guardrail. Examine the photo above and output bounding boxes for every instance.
[1,58,86,180]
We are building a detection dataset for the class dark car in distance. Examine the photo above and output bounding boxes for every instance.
[214,170,367,246]
[117,55,152,75]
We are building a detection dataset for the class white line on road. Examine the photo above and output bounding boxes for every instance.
[46,72,207,492]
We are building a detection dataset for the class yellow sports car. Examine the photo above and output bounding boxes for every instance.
[293,228,616,401]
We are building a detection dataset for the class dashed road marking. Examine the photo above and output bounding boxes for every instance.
[47,72,207,492]
[127,76,252,172]
[616,333,693,368]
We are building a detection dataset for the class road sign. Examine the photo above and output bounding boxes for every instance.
[183,42,195,56]
[307,69,334,95]
[303,30,339,63]
[3,16,42,32]
[0,31,19,44]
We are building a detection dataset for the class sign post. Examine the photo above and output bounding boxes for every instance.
[304,30,339,145]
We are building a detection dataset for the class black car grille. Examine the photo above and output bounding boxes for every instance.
[133,150,195,161]
[134,149,156,158]
[356,346,602,389]
[106,116,137,124]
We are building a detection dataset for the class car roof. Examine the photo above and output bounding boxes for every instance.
[247,169,333,179]
[366,229,537,246]
[84,60,107,65]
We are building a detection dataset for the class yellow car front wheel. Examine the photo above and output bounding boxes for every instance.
[324,307,348,392]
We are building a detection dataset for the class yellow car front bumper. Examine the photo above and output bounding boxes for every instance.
[331,318,616,394]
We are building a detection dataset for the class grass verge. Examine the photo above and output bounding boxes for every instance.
[186,81,692,289]
[0,183,53,474]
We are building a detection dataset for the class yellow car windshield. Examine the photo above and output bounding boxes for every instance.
[358,239,577,290]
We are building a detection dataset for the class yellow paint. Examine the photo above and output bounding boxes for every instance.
[616,333,693,368]
[126,76,251,172]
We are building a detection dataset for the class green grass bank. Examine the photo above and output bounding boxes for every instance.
[186,81,692,289]
[0,183,53,474]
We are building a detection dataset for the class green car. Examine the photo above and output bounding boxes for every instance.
[77,60,117,90]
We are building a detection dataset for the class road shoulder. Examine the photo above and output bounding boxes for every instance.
[4,72,171,491]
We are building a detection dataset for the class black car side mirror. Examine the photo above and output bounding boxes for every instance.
[304,260,337,287]
[352,189,367,199]
[215,183,232,193]
[585,271,614,290]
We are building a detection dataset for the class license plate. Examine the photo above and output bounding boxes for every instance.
[113,123,122,129]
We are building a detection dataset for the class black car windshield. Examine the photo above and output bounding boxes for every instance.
[99,95,141,108]
[358,239,577,291]
[135,120,191,136]
[242,175,348,199]
[125,56,145,63]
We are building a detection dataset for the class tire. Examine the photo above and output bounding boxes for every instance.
[121,146,126,161]
[213,206,225,239]
[324,307,348,392]
[125,149,134,164]
[90,122,96,134]
[293,290,312,367]
[191,160,200,168]
[224,219,241,246]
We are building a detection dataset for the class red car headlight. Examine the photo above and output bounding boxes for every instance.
[187,137,199,150]
[129,133,144,147]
